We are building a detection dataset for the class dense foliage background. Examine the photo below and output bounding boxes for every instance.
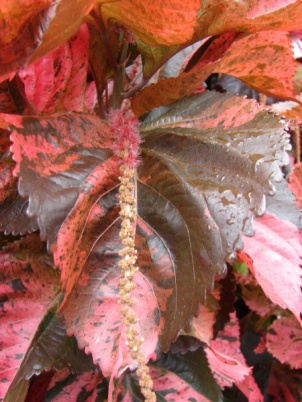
[0,1,301,401]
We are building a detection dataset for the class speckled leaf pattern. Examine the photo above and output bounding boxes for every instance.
[0,234,60,400]
[19,24,94,114]
[149,348,222,401]
[131,33,235,116]
[60,208,160,380]
[98,0,200,46]
[139,91,289,303]
[5,113,115,248]
[45,370,104,401]
[206,313,252,387]
[6,314,95,399]
[242,213,302,324]
[266,316,302,369]
[195,0,302,40]
[132,30,296,116]
[0,0,94,82]
[266,359,302,401]
[216,31,296,100]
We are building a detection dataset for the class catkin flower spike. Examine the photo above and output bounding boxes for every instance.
[108,109,156,402]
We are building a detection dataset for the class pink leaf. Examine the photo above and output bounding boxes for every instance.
[206,313,251,387]
[46,370,103,401]
[191,303,216,344]
[60,221,160,384]
[242,213,302,325]
[0,234,60,399]
[19,24,93,114]
[266,316,302,369]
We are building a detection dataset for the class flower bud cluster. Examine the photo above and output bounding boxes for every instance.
[110,109,155,402]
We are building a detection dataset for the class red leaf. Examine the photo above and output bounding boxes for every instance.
[19,24,94,114]
[242,213,302,325]
[289,162,302,209]
[266,316,302,369]
[0,235,60,399]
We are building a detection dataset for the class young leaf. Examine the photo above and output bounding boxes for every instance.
[266,316,302,369]
[0,234,60,399]
[242,213,302,324]
[98,0,200,46]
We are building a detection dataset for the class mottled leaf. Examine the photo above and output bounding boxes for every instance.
[131,33,235,116]
[4,92,291,387]
[0,234,60,399]
[0,157,38,236]
[6,313,96,401]
[59,215,160,380]
[98,0,200,46]
[148,348,222,401]
[242,213,302,324]
[45,369,104,402]
[0,0,94,82]
[206,313,251,387]
[190,299,218,345]
[4,113,116,249]
[266,360,302,402]
[19,24,94,114]
[289,162,302,209]
[195,0,302,40]
[216,31,296,100]
[267,316,302,369]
